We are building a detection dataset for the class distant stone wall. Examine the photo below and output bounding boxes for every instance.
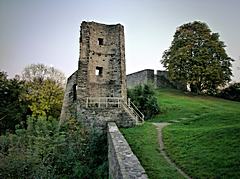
[127,69,186,90]
[127,69,154,88]
[108,122,148,179]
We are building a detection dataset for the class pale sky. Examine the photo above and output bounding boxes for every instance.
[0,0,239,81]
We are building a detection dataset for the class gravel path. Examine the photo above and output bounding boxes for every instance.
[153,122,191,179]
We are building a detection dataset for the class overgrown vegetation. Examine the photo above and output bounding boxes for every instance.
[0,65,108,178]
[123,89,240,178]
[0,117,108,178]
[127,84,160,119]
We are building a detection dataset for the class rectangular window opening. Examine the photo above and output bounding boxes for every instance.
[96,67,103,76]
[98,38,104,45]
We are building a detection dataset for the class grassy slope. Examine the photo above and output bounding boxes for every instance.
[122,89,240,178]
[121,123,184,179]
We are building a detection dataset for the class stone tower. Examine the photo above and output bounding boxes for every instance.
[60,21,143,131]
[78,21,127,105]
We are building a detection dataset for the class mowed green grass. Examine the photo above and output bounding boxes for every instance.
[122,89,240,178]
[121,122,184,179]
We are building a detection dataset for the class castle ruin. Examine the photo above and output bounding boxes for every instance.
[127,69,186,90]
[60,21,144,131]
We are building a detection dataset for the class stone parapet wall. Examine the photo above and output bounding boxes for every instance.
[108,122,148,179]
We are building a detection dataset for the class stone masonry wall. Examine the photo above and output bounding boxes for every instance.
[74,21,138,130]
[127,69,154,88]
[61,21,139,127]
[127,69,186,90]
[77,106,137,134]
[78,21,127,107]
[60,71,78,123]
[108,122,148,179]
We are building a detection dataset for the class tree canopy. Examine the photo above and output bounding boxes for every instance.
[0,71,29,134]
[23,79,64,118]
[21,64,65,119]
[22,63,66,87]
[0,64,66,133]
[161,21,233,94]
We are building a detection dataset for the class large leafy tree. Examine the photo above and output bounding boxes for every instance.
[161,21,233,94]
[24,79,64,119]
[21,64,65,119]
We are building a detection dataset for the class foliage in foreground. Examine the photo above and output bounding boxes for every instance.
[161,21,233,94]
[0,117,108,178]
[127,84,160,119]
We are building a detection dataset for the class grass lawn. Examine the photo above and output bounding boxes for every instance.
[122,89,240,178]
[121,122,184,179]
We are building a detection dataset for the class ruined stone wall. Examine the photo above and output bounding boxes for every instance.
[76,106,137,134]
[60,71,78,123]
[108,122,148,179]
[78,22,127,106]
[127,69,187,90]
[127,69,154,88]
[61,21,139,127]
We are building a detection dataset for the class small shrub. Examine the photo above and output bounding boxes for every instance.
[128,83,160,119]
